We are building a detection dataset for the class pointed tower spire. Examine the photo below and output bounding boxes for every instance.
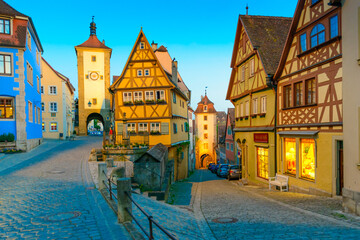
[205,86,208,96]
[246,4,249,15]
[90,16,96,36]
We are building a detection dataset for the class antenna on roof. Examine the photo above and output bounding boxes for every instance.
[205,86,208,96]
[246,4,249,15]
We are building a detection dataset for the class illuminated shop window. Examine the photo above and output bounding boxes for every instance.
[285,138,296,175]
[257,147,269,179]
[300,139,315,180]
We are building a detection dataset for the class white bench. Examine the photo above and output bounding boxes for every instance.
[269,174,289,192]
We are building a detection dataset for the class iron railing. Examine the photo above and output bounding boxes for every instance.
[102,172,177,240]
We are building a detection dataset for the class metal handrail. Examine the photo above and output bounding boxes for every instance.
[125,191,177,240]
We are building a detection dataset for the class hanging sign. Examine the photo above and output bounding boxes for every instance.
[254,133,268,143]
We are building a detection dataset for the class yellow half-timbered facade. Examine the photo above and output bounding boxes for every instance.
[227,15,292,184]
[110,30,190,180]
[274,0,342,196]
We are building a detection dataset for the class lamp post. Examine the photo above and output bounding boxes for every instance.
[88,100,92,108]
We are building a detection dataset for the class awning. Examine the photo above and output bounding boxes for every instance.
[277,131,319,136]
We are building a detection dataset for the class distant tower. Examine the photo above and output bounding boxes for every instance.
[75,18,112,135]
[194,93,217,168]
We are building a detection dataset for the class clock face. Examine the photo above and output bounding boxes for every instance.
[90,72,99,80]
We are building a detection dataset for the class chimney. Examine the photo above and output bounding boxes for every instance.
[172,58,178,84]
[102,40,105,44]
[151,41,158,51]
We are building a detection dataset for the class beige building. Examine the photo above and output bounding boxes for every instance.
[41,58,75,139]
[195,95,217,168]
[342,0,360,215]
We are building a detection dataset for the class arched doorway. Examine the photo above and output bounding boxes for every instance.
[200,154,213,168]
[87,113,104,136]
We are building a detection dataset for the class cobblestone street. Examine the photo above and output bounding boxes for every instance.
[171,169,360,240]
[0,137,130,239]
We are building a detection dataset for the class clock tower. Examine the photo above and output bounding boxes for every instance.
[75,18,112,135]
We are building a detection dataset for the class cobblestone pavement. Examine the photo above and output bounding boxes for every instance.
[0,137,131,239]
[196,169,360,240]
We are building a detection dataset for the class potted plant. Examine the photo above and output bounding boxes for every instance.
[145,99,155,104]
[123,101,133,106]
[157,99,166,104]
[134,100,144,105]
[150,130,161,135]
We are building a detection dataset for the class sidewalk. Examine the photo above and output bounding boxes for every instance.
[233,180,360,228]
[0,139,67,173]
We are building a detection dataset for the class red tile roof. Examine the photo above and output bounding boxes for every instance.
[0,0,27,18]
[75,35,111,49]
[195,95,217,113]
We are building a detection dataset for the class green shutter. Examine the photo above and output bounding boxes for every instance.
[161,122,169,135]
[117,123,123,134]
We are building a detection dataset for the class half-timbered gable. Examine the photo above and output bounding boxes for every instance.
[110,30,190,181]
[226,14,291,184]
[274,0,343,197]
[275,0,342,128]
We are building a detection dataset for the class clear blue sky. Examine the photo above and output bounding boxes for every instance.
[8,0,298,112]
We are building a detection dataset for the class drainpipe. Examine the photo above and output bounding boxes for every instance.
[266,75,277,174]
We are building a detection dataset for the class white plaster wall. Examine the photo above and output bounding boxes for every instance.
[343,2,360,192]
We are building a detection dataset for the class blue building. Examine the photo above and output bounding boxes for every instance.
[0,0,43,151]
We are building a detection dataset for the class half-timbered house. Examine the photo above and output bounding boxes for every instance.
[110,30,190,180]
[274,0,342,196]
[226,15,292,183]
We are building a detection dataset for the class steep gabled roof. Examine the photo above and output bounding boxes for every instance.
[240,15,292,75]
[0,0,27,18]
[227,108,235,129]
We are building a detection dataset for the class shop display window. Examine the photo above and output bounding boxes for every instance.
[285,138,296,175]
[257,147,269,179]
[300,139,315,180]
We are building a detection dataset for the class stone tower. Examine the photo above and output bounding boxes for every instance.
[75,18,112,135]
[194,94,217,168]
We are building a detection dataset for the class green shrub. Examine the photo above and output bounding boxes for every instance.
[0,133,15,142]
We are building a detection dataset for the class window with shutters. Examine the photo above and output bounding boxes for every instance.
[245,101,249,116]
[241,65,245,82]
[173,123,178,134]
[27,62,33,86]
[252,98,258,115]
[28,101,33,122]
[250,58,255,77]
[240,103,244,117]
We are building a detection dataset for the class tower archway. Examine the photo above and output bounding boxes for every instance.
[200,154,213,168]
[86,113,104,136]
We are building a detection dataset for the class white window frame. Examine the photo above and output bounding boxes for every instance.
[156,90,165,101]
[28,101,33,122]
[134,91,143,102]
[145,91,154,101]
[0,54,12,75]
[140,42,145,49]
[127,123,136,132]
[150,123,160,132]
[144,69,150,76]
[0,18,11,35]
[260,96,267,114]
[50,122,58,132]
[49,86,57,95]
[49,102,58,113]
[138,123,148,132]
[137,69,143,77]
[204,105,208,112]
[240,103,244,117]
[250,58,255,77]
[252,98,258,115]
[245,101,249,116]
[27,62,33,86]
[123,92,132,103]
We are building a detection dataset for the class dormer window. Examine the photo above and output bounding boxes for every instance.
[0,19,10,34]
[204,105,208,112]
[140,42,145,49]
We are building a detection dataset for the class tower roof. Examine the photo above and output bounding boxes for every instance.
[75,18,111,50]
[195,95,216,113]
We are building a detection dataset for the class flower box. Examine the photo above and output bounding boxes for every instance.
[150,131,161,135]
[134,100,144,105]
[123,101,133,106]
[156,99,166,104]
[145,100,155,104]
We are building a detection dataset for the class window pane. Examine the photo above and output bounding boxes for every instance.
[0,56,4,74]
[285,138,296,175]
[301,139,315,180]
[294,82,302,106]
[318,31,325,45]
[330,15,338,38]
[5,55,11,74]
[0,20,3,33]
[257,147,269,179]
[300,33,307,52]
[0,106,4,118]
[5,20,10,34]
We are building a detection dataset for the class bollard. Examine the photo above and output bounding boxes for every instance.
[106,157,114,168]
[98,163,107,190]
[117,177,132,223]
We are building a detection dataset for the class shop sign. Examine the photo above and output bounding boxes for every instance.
[254,133,268,143]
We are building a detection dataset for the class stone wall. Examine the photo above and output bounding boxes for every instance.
[342,188,360,216]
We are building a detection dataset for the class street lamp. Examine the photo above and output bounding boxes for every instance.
[88,100,92,107]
